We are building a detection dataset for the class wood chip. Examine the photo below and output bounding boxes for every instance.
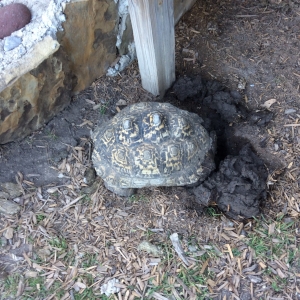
[268,222,276,235]
[198,258,208,274]
[4,227,14,239]
[170,233,190,266]
[151,292,169,300]
[225,244,234,259]
[276,268,287,279]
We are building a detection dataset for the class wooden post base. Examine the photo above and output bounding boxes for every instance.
[128,0,175,97]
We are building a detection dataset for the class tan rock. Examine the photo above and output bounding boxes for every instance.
[0,36,60,91]
[0,1,117,144]
[0,47,72,143]
[58,0,118,93]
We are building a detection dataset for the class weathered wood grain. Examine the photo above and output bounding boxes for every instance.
[128,0,175,96]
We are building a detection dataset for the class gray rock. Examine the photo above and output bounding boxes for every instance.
[248,275,262,284]
[0,270,9,282]
[4,36,22,51]
[240,291,252,300]
[84,168,97,186]
[0,198,20,215]
[0,191,10,198]
[0,182,22,198]
[285,108,296,114]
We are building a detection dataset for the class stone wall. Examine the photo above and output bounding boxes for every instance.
[0,0,196,144]
[59,0,118,93]
[0,47,73,143]
[0,0,118,144]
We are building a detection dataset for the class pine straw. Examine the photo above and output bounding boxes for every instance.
[1,0,300,298]
[0,139,299,299]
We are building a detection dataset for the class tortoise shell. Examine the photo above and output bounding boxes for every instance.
[92,102,215,196]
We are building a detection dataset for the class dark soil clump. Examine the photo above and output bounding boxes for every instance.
[192,144,268,221]
[165,75,271,220]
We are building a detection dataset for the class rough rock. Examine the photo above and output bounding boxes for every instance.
[0,3,32,39]
[0,47,73,143]
[0,198,20,215]
[0,182,22,198]
[58,0,118,93]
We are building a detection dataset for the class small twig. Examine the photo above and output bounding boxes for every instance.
[61,195,85,211]
[236,15,258,17]
[284,124,300,127]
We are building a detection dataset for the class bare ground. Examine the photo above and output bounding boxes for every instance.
[0,0,300,299]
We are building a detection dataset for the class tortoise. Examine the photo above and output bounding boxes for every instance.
[92,102,216,196]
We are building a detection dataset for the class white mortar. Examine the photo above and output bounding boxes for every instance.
[0,0,70,92]
[108,0,136,76]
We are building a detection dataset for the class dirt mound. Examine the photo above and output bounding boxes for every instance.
[192,144,268,220]
[168,76,271,220]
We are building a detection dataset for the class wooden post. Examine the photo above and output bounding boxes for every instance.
[128,0,175,97]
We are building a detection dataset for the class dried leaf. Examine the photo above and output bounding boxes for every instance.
[4,227,14,239]
[262,98,276,109]
[100,278,120,297]
[47,187,58,194]
[116,99,127,106]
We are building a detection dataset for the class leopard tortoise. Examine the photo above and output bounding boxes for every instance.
[92,102,216,196]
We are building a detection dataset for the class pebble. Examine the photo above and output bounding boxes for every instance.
[0,3,31,39]
[240,229,248,236]
[225,220,234,227]
[18,45,26,56]
[188,245,198,252]
[285,108,296,114]
[248,275,263,284]
[4,36,22,51]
